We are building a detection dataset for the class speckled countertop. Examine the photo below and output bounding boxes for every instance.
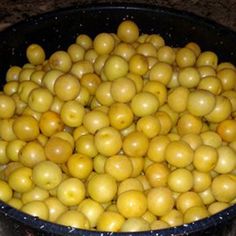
[0,0,236,31]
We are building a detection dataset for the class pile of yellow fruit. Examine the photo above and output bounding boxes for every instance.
[0,20,235,232]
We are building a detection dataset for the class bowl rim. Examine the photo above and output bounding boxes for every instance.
[1,200,236,235]
[1,2,236,34]
[0,2,236,235]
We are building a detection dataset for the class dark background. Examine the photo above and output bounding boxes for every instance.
[0,0,235,31]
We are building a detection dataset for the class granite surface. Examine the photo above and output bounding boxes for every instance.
[0,0,235,32]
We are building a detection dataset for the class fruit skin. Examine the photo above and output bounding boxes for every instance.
[28,87,54,113]
[103,55,129,81]
[87,173,117,203]
[56,210,90,229]
[45,137,73,164]
[67,153,93,179]
[96,211,125,232]
[32,160,62,190]
[217,119,236,142]
[123,131,149,157]
[0,94,16,119]
[39,111,64,137]
[131,92,159,117]
[60,100,85,127]
[105,155,133,181]
[211,174,236,202]
[0,180,13,202]
[13,115,40,141]
[26,43,46,65]
[117,190,147,218]
[21,200,49,221]
[54,73,81,101]
[117,20,139,43]
[95,127,122,156]
[165,140,194,168]
[57,178,86,206]
[77,198,104,228]
[147,187,174,216]
[8,167,33,193]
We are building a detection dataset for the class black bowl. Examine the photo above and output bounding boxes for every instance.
[0,3,236,236]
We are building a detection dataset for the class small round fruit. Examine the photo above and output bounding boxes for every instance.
[104,155,133,181]
[95,127,122,156]
[208,202,230,215]
[123,131,149,157]
[168,168,193,193]
[117,20,139,43]
[196,51,218,68]
[44,197,67,222]
[39,111,64,137]
[214,146,236,174]
[187,90,216,117]
[67,153,93,179]
[149,62,173,85]
[32,160,62,190]
[193,170,212,192]
[54,73,80,101]
[83,110,110,134]
[8,167,33,193]
[19,141,46,167]
[184,206,209,224]
[211,174,236,202]
[147,135,170,162]
[176,191,203,213]
[165,140,194,168]
[21,201,49,220]
[177,113,202,136]
[121,217,150,232]
[26,44,45,65]
[0,180,13,202]
[60,100,85,127]
[0,94,16,119]
[103,55,129,81]
[96,211,125,232]
[111,77,136,103]
[205,95,232,123]
[193,145,218,172]
[108,103,133,130]
[78,198,104,228]
[160,209,183,227]
[150,220,169,230]
[21,186,49,204]
[57,178,85,206]
[175,47,196,68]
[117,190,147,218]
[145,163,170,187]
[147,187,174,216]
[87,173,117,203]
[131,92,159,117]
[118,178,144,195]
[56,210,90,229]
[136,115,161,138]
[167,86,189,113]
[13,116,39,141]
[93,33,115,55]
[45,137,73,164]
[217,119,236,142]
[75,134,98,158]
[49,50,72,72]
